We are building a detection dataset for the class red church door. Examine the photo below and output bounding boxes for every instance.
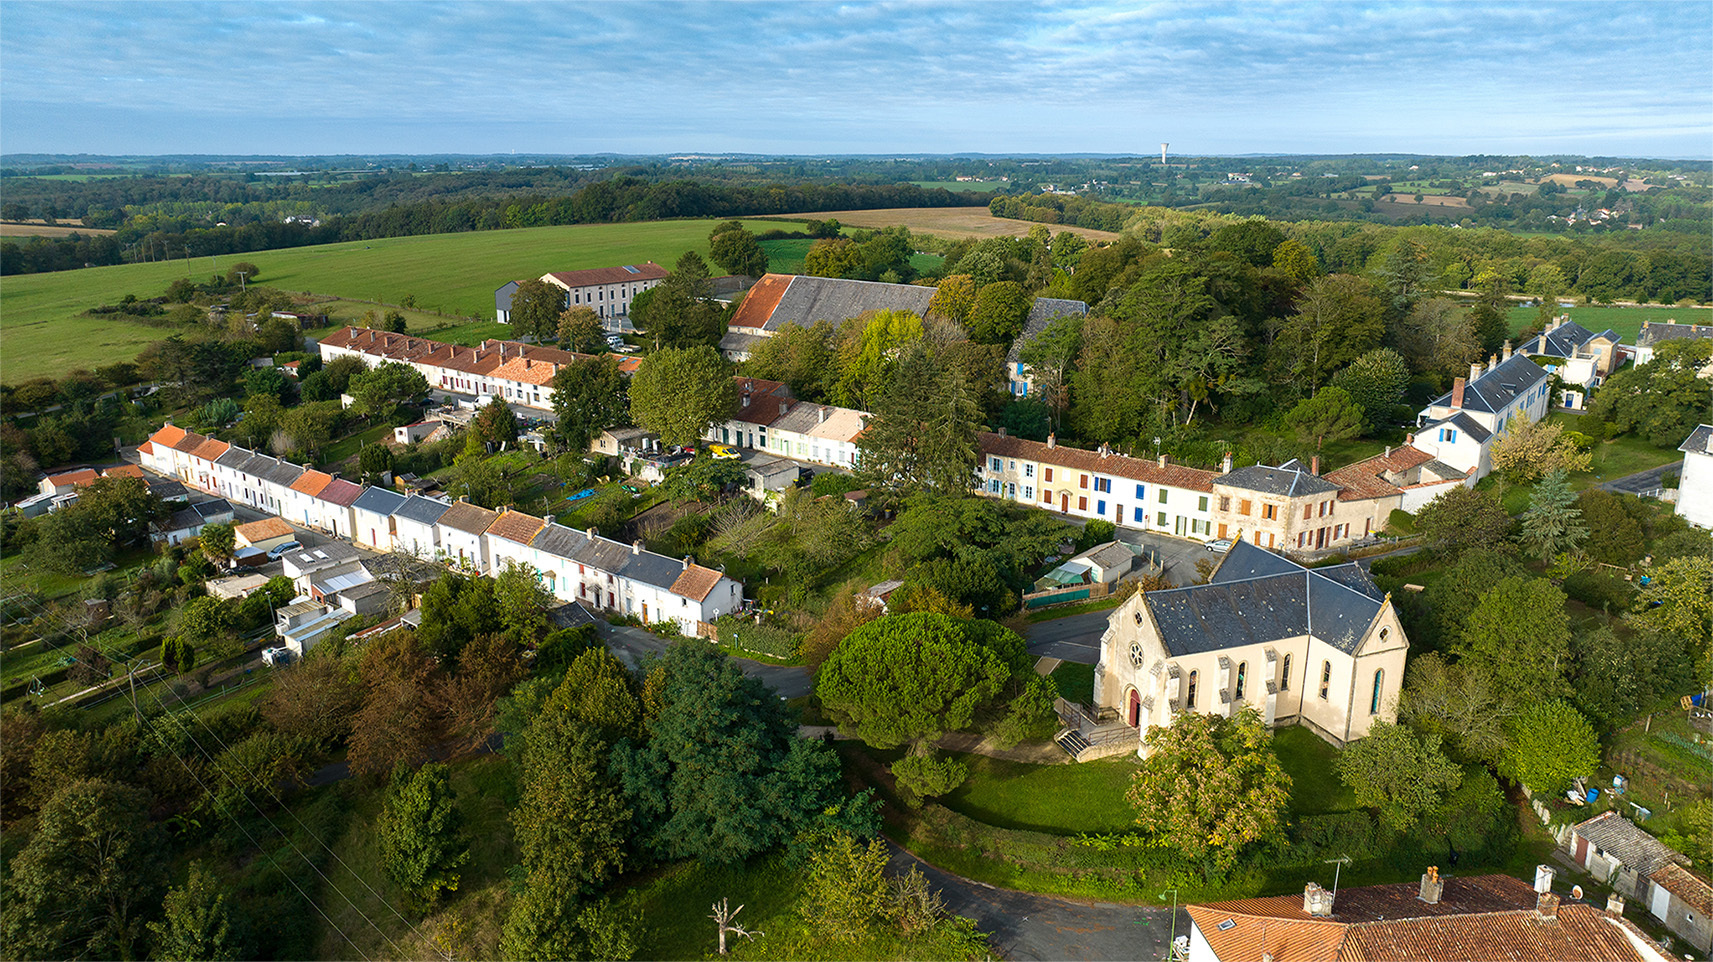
[1127,690,1141,727]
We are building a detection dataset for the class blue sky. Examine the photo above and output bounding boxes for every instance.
[2,1,1709,158]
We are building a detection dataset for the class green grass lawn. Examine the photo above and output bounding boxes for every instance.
[1048,660,1096,703]
[758,238,816,274]
[938,751,1140,835]
[907,180,1006,193]
[0,217,803,383]
[319,422,393,468]
[1271,725,1358,816]
[1505,303,1711,342]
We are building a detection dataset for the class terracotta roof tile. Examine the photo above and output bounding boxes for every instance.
[1649,863,1713,917]
[669,564,725,602]
[317,479,364,506]
[171,430,208,453]
[492,355,566,386]
[101,465,144,480]
[46,468,99,487]
[189,438,231,463]
[978,432,1218,493]
[290,469,334,496]
[542,263,668,288]
[436,501,500,535]
[234,517,294,544]
[1186,906,1345,962]
[1324,446,1434,501]
[728,273,793,331]
[486,510,546,544]
[150,424,189,448]
[1336,904,1654,962]
[732,377,795,426]
[138,441,155,456]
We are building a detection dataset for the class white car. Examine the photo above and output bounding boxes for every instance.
[1206,538,1234,553]
[266,540,303,560]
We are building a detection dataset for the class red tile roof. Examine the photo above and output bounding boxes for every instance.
[101,465,144,480]
[189,438,231,463]
[1650,863,1713,917]
[138,441,155,456]
[669,564,725,602]
[150,425,188,448]
[1336,904,1655,962]
[728,273,792,331]
[289,469,334,497]
[1324,445,1435,502]
[486,510,546,544]
[171,430,208,453]
[234,517,294,544]
[977,432,1218,493]
[492,355,566,386]
[542,263,668,289]
[731,376,795,426]
[316,478,364,506]
[46,468,99,488]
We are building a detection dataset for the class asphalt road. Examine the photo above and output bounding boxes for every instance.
[890,844,1184,962]
[1599,460,1683,495]
[597,621,813,698]
[1026,610,1112,665]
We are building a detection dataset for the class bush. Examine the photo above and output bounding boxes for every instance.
[715,618,799,660]
[1561,570,1635,613]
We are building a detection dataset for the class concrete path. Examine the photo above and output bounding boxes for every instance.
[889,843,1184,962]
[1598,460,1682,495]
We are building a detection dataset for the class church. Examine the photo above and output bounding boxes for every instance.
[1093,540,1408,751]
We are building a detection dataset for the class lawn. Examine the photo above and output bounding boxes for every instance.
[1048,660,1097,704]
[1026,594,1125,623]
[938,751,1140,835]
[758,238,816,274]
[1505,303,1711,343]
[1271,725,1358,816]
[0,217,803,383]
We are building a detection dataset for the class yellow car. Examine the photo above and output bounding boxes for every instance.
[709,444,741,460]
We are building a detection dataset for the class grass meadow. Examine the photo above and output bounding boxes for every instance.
[0,217,803,383]
[1505,303,1712,343]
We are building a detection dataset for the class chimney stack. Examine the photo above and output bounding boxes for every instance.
[1310,455,1320,476]
[631,540,642,555]
[1303,882,1335,917]
[1222,451,1234,474]
[1605,895,1625,918]
[682,555,692,570]
[1535,865,1556,894]
[586,527,597,540]
[1503,340,1513,361]
[1469,361,1483,383]
[819,406,828,423]
[1046,433,1056,449]
[998,427,1007,437]
[1418,866,1444,904]
[1451,376,1467,408]
[1487,354,1497,374]
[1406,432,1415,445]
[1157,454,1169,468]
[1536,892,1560,921]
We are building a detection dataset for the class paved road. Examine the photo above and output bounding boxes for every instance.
[1599,460,1682,495]
[890,844,1183,962]
[596,621,813,698]
[1025,610,1111,665]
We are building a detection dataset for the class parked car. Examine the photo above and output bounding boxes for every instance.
[709,444,741,460]
[1206,538,1234,553]
[266,540,303,560]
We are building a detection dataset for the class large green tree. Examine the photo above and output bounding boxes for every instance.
[629,346,737,446]
[1589,338,1713,447]
[377,762,470,914]
[1284,386,1365,450]
[549,355,629,453]
[708,221,768,278]
[1126,708,1291,872]
[1413,487,1512,555]
[556,306,608,354]
[511,278,566,343]
[1398,653,1512,766]
[1016,312,1084,431]
[966,281,1030,345]
[147,862,249,962]
[1500,699,1600,796]
[347,361,429,419]
[1328,348,1410,430]
[1458,576,1572,695]
[1519,468,1588,561]
[857,344,978,495]
[1269,273,1384,394]
[1334,721,1463,831]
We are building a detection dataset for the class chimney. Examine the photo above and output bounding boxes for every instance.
[1406,432,1415,445]
[1303,882,1335,917]
[1046,433,1056,449]
[631,540,642,555]
[1536,892,1560,921]
[1099,443,1111,459]
[1383,445,1392,458]
[1222,451,1234,474]
[1503,340,1513,361]
[1667,317,1677,325]
[1418,866,1444,904]
[998,427,1007,437]
[682,555,693,570]
[524,359,532,369]
[819,406,828,423]
[1535,865,1556,894]
[1451,376,1467,408]
[586,527,597,540]
[1469,361,1483,383]
[1605,895,1625,918]
[1157,454,1169,468]
[1487,354,1497,374]
[1310,455,1320,475]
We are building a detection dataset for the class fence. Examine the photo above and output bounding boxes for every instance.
[1023,580,1113,610]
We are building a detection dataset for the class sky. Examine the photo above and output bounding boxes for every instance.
[2,1,1710,159]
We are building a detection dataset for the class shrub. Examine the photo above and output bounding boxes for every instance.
[715,618,799,660]
[1561,571,1635,613]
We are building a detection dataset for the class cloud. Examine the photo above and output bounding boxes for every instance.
[2,1,1708,155]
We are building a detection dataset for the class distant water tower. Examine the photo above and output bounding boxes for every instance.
[1160,143,1168,165]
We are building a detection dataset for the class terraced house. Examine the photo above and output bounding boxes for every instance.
[494,263,669,325]
[317,327,637,410]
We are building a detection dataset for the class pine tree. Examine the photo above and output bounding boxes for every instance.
[1519,468,1588,560]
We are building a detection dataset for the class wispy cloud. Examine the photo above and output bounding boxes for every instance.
[2,1,1708,156]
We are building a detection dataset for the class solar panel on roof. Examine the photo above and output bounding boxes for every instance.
[622,265,640,274]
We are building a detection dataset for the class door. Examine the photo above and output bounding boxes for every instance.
[1127,690,1141,727]
[641,603,649,624]
[1574,835,1589,866]
[1061,493,1069,513]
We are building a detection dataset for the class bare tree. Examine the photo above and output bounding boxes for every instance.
[710,898,760,956]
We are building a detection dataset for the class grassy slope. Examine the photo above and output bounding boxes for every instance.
[0,217,798,383]
[939,751,1140,835]
[1505,303,1712,342]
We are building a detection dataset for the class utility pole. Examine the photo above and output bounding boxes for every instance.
[235,270,249,292]
[1324,854,1352,901]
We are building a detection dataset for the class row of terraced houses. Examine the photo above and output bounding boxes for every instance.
[139,425,743,637]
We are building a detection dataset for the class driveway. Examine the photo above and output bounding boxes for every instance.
[596,621,813,698]
[1025,610,1110,665]
[889,843,1185,962]
[1599,460,1682,496]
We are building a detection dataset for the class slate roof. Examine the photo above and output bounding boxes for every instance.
[146,479,189,502]
[978,432,1219,493]
[1216,459,1341,497]
[351,486,408,517]
[719,330,769,355]
[729,273,934,333]
[572,536,635,572]
[1145,540,1385,656]
[1425,353,1550,414]
[393,495,451,527]
[1068,540,1135,573]
[620,550,688,591]
[281,542,360,569]
[256,458,305,487]
[1572,811,1686,877]
[317,479,364,506]
[216,446,251,468]
[1422,411,1492,444]
[1679,424,1713,457]
[1007,297,1090,363]
[1519,319,1599,358]
[669,564,726,602]
[155,498,234,533]
[530,522,592,558]
[1638,320,1713,349]
[436,501,499,535]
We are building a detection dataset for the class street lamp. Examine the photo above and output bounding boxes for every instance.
[1159,888,1179,962]
[235,270,249,292]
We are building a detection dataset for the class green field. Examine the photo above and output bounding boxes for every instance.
[1505,303,1711,343]
[758,237,816,274]
[908,180,1006,193]
[0,217,803,383]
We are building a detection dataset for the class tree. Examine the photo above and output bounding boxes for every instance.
[512,699,631,897]
[857,344,978,495]
[161,636,197,675]
[1414,487,1512,554]
[1575,490,1645,566]
[1631,555,1713,644]
[629,346,737,446]
[556,306,607,354]
[434,632,525,754]
[76,475,167,549]
[377,762,469,914]
[1328,348,1410,430]
[1270,274,1384,393]
[742,320,835,402]
[1458,576,1571,696]
[927,274,977,324]
[1126,708,1291,872]
[1569,625,1696,729]
[890,746,970,800]
[261,654,363,749]
[1490,418,1593,482]
[1394,297,1480,378]
[0,780,163,961]
[660,456,748,504]
[243,365,289,401]
[348,632,443,779]
[278,402,341,460]
[540,647,641,745]
[510,278,565,343]
[832,309,924,410]
[613,642,874,865]
[495,560,553,642]
[800,833,891,943]
[1285,387,1365,450]
[550,355,629,453]
[1519,468,1588,561]
[178,595,236,648]
[1334,721,1462,830]
[1271,239,1321,283]
[966,281,1030,345]
[1500,699,1599,796]
[1590,339,1713,447]
[1398,653,1512,766]
[147,861,248,962]
[708,221,768,278]
[358,442,394,478]
[347,361,429,419]
[1017,313,1084,430]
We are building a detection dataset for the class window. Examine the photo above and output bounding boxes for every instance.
[1219,496,1231,511]
[1008,460,1016,470]
[1235,661,1247,700]
[1095,477,1111,493]
[1158,488,1168,504]
[1134,507,1146,522]
[1440,428,1458,443]
[1078,496,1088,511]
[1262,503,1277,520]
[1157,511,1167,526]
[1136,484,1146,499]
[1320,500,1330,518]
[1007,483,1016,498]
[990,457,1002,472]
[1043,467,1054,483]
[1025,464,1035,479]
[1239,499,1252,515]
[1186,671,1198,710]
[1304,503,1314,521]
[987,479,1000,493]
[1320,661,1332,699]
[1198,495,1209,511]
[1371,669,1384,714]
[1281,654,1291,691]
[1023,485,1033,500]
[1080,474,1089,489]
